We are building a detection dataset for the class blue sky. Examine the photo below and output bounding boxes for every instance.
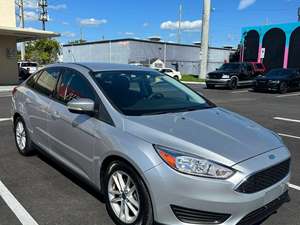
[22,0,299,47]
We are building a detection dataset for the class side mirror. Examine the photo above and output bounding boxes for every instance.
[67,98,95,114]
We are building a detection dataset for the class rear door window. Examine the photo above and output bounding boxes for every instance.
[34,68,61,96]
[26,71,42,89]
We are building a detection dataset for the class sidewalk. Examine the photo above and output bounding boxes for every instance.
[0,86,16,93]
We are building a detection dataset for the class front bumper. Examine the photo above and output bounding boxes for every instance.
[145,146,290,225]
[206,78,231,86]
[254,82,280,91]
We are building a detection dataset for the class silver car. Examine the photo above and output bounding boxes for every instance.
[12,63,291,225]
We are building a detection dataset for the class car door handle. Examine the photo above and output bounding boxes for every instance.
[51,111,61,120]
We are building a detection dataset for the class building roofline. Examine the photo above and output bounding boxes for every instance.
[63,38,236,51]
[0,26,60,42]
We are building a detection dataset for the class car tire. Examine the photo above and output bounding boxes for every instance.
[174,75,180,80]
[14,117,35,156]
[228,77,238,90]
[279,82,288,94]
[104,161,153,225]
[206,84,215,89]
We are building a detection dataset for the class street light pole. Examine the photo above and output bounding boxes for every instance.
[199,0,211,79]
[17,0,26,60]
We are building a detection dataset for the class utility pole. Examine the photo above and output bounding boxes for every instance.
[199,0,211,79]
[177,3,183,43]
[16,0,26,60]
[38,0,48,30]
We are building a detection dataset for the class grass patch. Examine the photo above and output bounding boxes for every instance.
[181,74,205,82]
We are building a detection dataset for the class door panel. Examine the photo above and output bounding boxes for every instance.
[47,68,98,180]
[48,100,96,179]
[25,68,60,148]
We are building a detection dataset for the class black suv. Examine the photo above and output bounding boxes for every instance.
[206,62,258,89]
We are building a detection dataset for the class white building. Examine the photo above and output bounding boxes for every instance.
[63,38,236,75]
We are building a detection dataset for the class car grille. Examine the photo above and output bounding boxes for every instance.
[209,73,222,79]
[171,205,231,224]
[236,159,290,194]
[237,191,289,225]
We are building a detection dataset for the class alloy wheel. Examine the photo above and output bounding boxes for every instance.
[108,171,140,224]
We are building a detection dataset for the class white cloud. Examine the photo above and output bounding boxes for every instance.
[143,22,149,27]
[62,31,76,38]
[238,0,256,10]
[48,4,67,10]
[24,11,39,21]
[124,32,134,36]
[24,1,67,10]
[79,18,107,26]
[24,0,38,9]
[160,20,202,31]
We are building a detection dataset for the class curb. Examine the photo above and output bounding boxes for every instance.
[181,81,206,85]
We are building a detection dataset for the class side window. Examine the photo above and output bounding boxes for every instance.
[56,69,95,104]
[26,71,41,89]
[34,68,60,96]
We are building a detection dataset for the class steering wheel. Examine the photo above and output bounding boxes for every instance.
[148,92,164,100]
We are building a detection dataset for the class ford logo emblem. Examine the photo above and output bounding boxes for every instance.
[269,154,276,160]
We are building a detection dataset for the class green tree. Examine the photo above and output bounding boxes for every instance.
[25,39,61,65]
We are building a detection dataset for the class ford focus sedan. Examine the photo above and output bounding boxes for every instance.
[12,63,291,225]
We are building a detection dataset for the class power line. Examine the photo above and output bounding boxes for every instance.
[38,0,48,30]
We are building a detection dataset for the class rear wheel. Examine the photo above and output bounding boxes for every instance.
[279,82,288,94]
[174,75,179,80]
[228,77,238,90]
[14,117,35,156]
[104,161,153,225]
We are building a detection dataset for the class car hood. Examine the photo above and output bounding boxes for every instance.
[123,107,283,166]
[209,70,237,75]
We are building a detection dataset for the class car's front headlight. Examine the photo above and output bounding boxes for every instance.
[222,74,230,79]
[154,145,235,179]
[269,80,280,84]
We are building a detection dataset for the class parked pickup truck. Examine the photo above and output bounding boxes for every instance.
[206,62,264,89]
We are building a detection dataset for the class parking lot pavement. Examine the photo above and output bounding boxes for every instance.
[0,86,300,225]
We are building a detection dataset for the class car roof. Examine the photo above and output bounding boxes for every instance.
[50,62,155,72]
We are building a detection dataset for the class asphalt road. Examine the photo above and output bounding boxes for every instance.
[0,86,300,225]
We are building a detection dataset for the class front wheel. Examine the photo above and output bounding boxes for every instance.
[104,161,153,225]
[279,82,288,94]
[228,77,238,90]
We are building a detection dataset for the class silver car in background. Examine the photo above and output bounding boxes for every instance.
[12,63,291,225]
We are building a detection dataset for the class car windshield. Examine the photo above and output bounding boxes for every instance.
[266,69,293,77]
[93,70,215,116]
[219,63,241,71]
[22,63,37,67]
